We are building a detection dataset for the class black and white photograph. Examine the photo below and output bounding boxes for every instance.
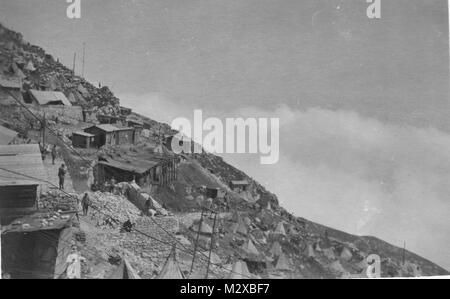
[0,0,449,282]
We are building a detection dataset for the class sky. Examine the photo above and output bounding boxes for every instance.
[1,0,449,270]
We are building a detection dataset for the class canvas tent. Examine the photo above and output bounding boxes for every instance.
[241,239,260,257]
[227,260,251,279]
[24,60,36,72]
[201,251,222,265]
[190,221,213,236]
[303,244,315,258]
[329,260,346,275]
[275,253,292,271]
[157,246,185,279]
[270,241,283,257]
[109,258,141,279]
[340,247,353,262]
[273,222,286,236]
[231,220,248,236]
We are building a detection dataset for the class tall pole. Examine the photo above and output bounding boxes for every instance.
[205,212,218,279]
[402,241,406,265]
[72,52,76,76]
[190,208,205,274]
[82,42,86,78]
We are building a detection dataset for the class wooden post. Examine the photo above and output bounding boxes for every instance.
[0,216,2,280]
[42,112,46,149]
[205,212,218,279]
[190,208,205,274]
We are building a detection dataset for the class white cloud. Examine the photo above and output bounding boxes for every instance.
[226,106,450,270]
[119,93,450,270]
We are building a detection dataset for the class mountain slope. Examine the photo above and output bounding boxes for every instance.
[1,22,448,278]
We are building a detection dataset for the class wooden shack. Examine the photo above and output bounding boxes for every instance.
[1,213,74,279]
[84,124,118,148]
[71,131,95,148]
[115,127,135,145]
[229,180,250,192]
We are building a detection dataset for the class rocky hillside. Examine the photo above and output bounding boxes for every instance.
[1,22,448,278]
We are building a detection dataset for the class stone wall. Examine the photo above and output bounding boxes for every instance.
[120,217,179,264]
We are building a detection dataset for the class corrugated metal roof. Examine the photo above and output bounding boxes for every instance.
[1,212,74,234]
[115,126,134,131]
[127,118,144,126]
[29,89,72,106]
[85,124,134,133]
[98,158,159,175]
[0,180,39,187]
[72,131,95,137]
[0,144,48,185]
[0,125,18,145]
[90,124,119,132]
[0,76,21,89]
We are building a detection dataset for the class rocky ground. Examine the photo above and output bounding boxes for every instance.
[1,22,449,279]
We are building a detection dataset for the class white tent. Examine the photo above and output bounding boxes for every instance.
[231,220,248,236]
[24,60,36,72]
[241,239,259,257]
[273,222,286,236]
[227,260,251,279]
[275,253,292,271]
[157,247,185,279]
[190,221,213,235]
[201,251,222,265]
[270,241,283,257]
[340,247,353,262]
[303,243,315,258]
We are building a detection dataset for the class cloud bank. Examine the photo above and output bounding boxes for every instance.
[120,93,450,270]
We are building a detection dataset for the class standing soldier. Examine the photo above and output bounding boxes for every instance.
[82,193,91,216]
[58,164,66,190]
[38,142,46,161]
[110,177,116,193]
[224,192,230,212]
[51,145,57,165]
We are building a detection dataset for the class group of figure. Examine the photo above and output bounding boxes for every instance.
[38,142,58,165]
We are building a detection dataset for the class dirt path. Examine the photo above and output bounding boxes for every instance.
[42,153,74,192]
